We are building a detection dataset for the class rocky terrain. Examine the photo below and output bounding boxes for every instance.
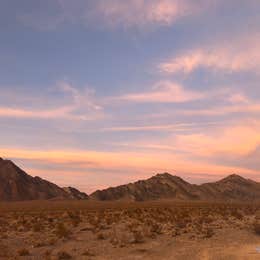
[1,158,260,202]
[62,187,88,200]
[90,173,260,202]
[0,200,259,259]
[0,158,88,201]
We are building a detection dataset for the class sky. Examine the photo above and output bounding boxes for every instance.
[0,0,260,193]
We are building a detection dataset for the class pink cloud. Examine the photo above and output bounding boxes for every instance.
[101,121,221,132]
[159,33,260,74]
[57,0,217,29]
[0,106,75,119]
[2,145,258,192]
[118,81,205,103]
[0,81,103,120]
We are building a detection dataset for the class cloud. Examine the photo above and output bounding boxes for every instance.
[118,81,205,103]
[0,106,75,119]
[89,0,205,29]
[20,0,217,30]
[180,103,260,117]
[0,81,103,120]
[175,125,260,158]
[159,33,260,74]
[2,146,259,193]
[101,121,221,132]
[57,81,102,111]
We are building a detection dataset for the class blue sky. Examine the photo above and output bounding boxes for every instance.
[1,0,260,192]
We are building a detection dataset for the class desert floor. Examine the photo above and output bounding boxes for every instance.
[0,200,259,260]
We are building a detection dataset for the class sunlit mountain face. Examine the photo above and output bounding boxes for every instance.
[1,0,260,193]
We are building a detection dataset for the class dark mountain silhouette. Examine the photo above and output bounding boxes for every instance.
[0,158,88,201]
[90,173,260,202]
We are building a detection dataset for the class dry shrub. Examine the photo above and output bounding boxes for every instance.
[172,228,181,237]
[33,222,44,232]
[67,211,81,227]
[57,251,72,259]
[132,228,145,243]
[82,249,96,257]
[253,222,260,235]
[55,223,70,238]
[203,227,215,238]
[96,232,105,240]
[17,248,30,256]
[150,221,163,235]
[231,209,244,220]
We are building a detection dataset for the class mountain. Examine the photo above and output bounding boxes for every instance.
[1,157,259,202]
[90,173,260,202]
[63,187,88,200]
[0,158,88,201]
[199,174,260,201]
[90,173,200,201]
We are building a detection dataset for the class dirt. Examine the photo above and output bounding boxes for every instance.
[0,201,259,259]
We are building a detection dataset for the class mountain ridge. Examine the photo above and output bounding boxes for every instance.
[0,158,259,202]
[0,158,88,201]
[90,172,260,202]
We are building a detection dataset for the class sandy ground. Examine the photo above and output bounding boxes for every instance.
[0,201,259,259]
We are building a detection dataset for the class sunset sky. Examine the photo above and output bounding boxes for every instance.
[1,0,260,193]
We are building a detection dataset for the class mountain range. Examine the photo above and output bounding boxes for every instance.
[0,158,88,201]
[91,172,260,202]
[0,158,259,201]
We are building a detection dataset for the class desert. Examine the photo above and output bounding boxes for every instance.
[0,200,259,259]
[0,159,259,259]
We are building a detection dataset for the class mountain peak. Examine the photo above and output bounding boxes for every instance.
[0,159,88,201]
[219,174,247,182]
[155,172,173,178]
[90,172,260,201]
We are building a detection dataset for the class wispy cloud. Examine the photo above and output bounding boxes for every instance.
[174,124,260,158]
[89,0,209,29]
[101,121,222,132]
[20,0,218,30]
[117,81,205,103]
[0,81,103,120]
[159,33,260,74]
[1,145,258,193]
[0,106,74,119]
[180,103,260,117]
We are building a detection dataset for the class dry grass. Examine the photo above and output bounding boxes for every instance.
[0,200,258,258]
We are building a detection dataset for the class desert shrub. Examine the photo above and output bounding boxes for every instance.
[231,209,243,220]
[203,227,215,238]
[96,232,105,240]
[55,223,70,238]
[203,216,214,224]
[132,228,145,243]
[253,222,260,235]
[82,249,96,257]
[172,228,181,237]
[150,222,163,234]
[17,248,30,256]
[67,211,81,227]
[32,222,44,232]
[57,251,72,259]
[176,219,188,229]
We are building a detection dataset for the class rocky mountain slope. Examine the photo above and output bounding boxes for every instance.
[0,158,88,201]
[62,187,88,200]
[90,173,260,202]
[1,157,259,202]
